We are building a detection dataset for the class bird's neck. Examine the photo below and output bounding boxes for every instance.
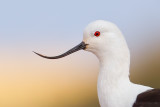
[97,42,130,79]
[97,47,131,107]
[99,50,130,83]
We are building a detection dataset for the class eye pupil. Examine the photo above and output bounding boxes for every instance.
[94,31,100,37]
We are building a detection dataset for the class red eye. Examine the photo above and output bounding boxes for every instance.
[94,31,100,37]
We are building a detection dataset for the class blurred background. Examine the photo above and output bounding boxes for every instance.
[0,0,160,107]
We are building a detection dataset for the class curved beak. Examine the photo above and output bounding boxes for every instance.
[33,42,87,59]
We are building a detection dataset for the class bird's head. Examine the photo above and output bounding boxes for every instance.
[34,20,129,61]
[82,20,128,60]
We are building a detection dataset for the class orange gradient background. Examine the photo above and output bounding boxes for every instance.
[0,0,160,107]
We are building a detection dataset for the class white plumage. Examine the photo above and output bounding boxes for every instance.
[83,20,151,107]
[34,20,160,107]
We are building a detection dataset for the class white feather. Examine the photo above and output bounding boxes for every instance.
[83,20,152,107]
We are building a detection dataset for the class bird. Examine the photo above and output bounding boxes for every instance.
[33,20,160,107]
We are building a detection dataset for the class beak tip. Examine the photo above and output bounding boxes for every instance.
[33,51,42,56]
[33,51,37,54]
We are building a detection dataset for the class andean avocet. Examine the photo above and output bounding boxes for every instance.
[34,20,160,107]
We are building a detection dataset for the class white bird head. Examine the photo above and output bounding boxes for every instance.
[82,20,130,62]
[33,20,129,63]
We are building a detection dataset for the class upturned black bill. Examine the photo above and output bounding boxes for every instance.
[33,42,87,59]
